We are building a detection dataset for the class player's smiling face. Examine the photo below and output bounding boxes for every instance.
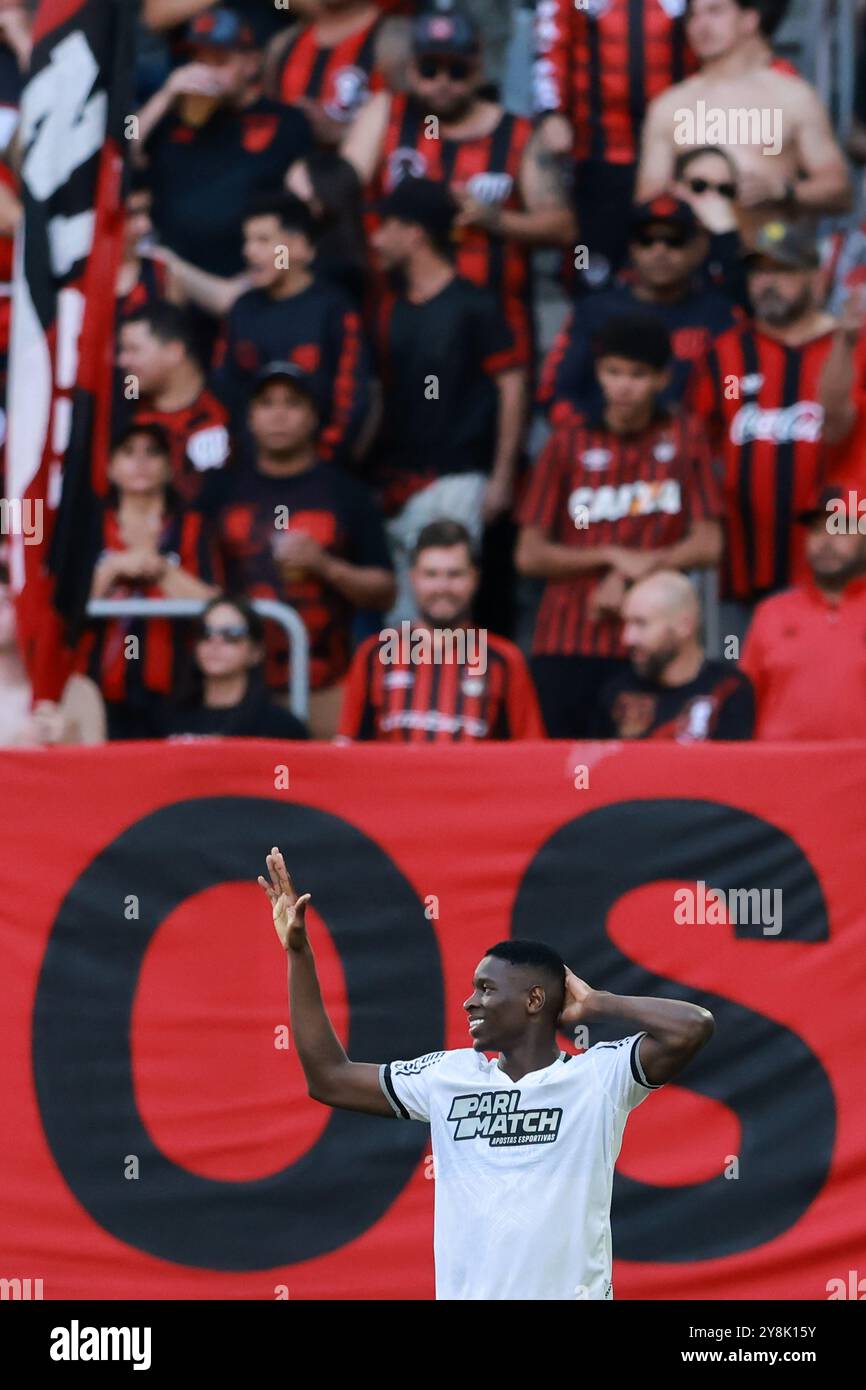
[464,955,541,1052]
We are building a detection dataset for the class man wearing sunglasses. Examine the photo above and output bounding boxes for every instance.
[638,0,850,239]
[539,196,740,422]
[343,8,577,367]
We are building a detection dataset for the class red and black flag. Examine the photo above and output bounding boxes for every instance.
[7,0,134,698]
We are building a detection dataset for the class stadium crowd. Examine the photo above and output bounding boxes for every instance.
[4,0,866,744]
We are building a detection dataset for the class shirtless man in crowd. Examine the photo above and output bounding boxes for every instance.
[637,0,850,241]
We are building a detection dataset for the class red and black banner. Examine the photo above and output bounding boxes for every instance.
[7,0,134,698]
[1,742,864,1299]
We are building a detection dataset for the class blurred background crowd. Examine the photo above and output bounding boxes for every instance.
[4,0,866,746]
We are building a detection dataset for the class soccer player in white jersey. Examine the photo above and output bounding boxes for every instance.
[258,847,714,1300]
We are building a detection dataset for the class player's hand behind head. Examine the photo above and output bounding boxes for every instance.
[258,847,311,952]
[558,967,594,1029]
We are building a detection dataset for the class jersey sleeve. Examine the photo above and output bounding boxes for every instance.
[518,426,569,533]
[337,637,379,741]
[586,1033,663,1113]
[379,1051,447,1121]
[504,647,547,739]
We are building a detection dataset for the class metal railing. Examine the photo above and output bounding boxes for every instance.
[86,597,310,721]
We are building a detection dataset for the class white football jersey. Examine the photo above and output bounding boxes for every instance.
[379,1034,662,1300]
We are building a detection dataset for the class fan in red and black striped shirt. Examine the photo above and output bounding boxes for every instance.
[533,0,695,275]
[517,313,722,738]
[273,0,387,138]
[686,222,866,622]
[117,304,232,509]
[116,180,172,326]
[85,423,220,739]
[344,9,576,365]
[339,520,545,742]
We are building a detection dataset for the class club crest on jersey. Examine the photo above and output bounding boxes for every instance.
[447,1090,563,1146]
[465,171,514,206]
[186,425,230,471]
[653,438,677,463]
[580,447,611,471]
[730,401,824,445]
[739,372,764,395]
[383,670,413,689]
[387,147,428,190]
[462,675,485,696]
[324,66,369,120]
[568,479,683,524]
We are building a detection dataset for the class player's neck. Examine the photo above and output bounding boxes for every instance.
[497,1038,561,1084]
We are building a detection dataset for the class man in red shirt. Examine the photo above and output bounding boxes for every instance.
[740,486,866,739]
[117,304,232,507]
[687,221,866,641]
[516,312,722,737]
[339,519,545,742]
[534,0,695,280]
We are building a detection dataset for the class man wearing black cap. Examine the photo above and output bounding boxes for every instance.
[370,176,527,626]
[344,6,576,364]
[688,219,866,643]
[741,485,866,739]
[137,8,312,277]
[216,362,395,737]
[540,195,740,422]
[213,191,372,463]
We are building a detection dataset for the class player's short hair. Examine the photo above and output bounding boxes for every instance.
[485,940,566,1012]
[593,313,672,371]
[123,303,200,362]
[412,519,478,565]
[244,190,318,243]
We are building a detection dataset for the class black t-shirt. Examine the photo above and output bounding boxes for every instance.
[374,276,516,510]
[595,659,755,741]
[217,459,393,690]
[159,688,309,740]
[145,97,312,275]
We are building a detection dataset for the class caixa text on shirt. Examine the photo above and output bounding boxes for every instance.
[447,1091,563,1145]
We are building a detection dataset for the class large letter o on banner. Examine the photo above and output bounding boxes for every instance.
[33,797,443,1270]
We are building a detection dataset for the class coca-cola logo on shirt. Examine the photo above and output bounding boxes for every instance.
[729,401,824,446]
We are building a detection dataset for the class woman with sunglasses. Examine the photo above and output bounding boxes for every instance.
[161,595,309,740]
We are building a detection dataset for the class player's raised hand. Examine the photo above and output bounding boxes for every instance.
[558,967,595,1029]
[257,847,311,952]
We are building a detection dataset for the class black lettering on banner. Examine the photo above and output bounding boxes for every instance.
[32,798,443,1270]
[510,800,835,1260]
